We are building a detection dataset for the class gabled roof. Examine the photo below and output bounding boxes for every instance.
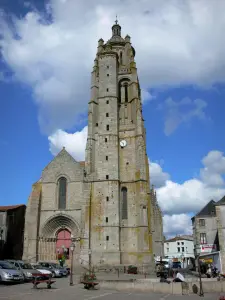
[52,147,77,163]
[43,147,83,172]
[0,204,25,212]
[194,200,216,218]
[215,195,225,206]
[165,235,193,243]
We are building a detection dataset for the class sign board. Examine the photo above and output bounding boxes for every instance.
[200,258,213,264]
[200,244,217,253]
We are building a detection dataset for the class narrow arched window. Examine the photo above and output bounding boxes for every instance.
[120,52,123,65]
[124,83,128,102]
[121,187,128,220]
[58,177,67,209]
[118,82,122,103]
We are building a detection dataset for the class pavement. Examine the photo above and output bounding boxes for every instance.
[0,277,223,300]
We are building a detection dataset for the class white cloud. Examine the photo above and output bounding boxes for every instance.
[163,214,192,237]
[157,179,225,215]
[0,0,224,133]
[156,150,225,236]
[200,150,225,186]
[156,150,225,215]
[141,89,154,103]
[150,161,170,188]
[48,126,87,161]
[158,97,208,135]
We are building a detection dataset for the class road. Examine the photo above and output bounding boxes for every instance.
[0,278,222,300]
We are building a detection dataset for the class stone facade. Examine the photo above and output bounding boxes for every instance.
[0,205,26,260]
[23,21,163,269]
[192,200,219,257]
[151,187,164,257]
[215,197,225,272]
[192,197,225,272]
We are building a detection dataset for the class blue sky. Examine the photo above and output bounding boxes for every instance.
[0,0,225,236]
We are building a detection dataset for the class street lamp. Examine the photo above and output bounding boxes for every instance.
[198,255,204,297]
[69,242,75,286]
[88,249,92,275]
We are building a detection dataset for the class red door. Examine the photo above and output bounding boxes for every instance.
[56,229,71,259]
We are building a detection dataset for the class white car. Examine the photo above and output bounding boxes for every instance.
[31,264,52,277]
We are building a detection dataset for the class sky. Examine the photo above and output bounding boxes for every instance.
[0,0,225,237]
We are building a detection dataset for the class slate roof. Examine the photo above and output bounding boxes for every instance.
[0,204,25,212]
[165,235,193,243]
[193,200,216,218]
[215,195,225,206]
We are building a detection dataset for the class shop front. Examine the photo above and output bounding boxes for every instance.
[199,251,222,273]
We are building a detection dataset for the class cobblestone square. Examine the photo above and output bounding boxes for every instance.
[0,278,222,300]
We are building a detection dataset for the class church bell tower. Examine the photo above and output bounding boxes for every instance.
[84,19,154,266]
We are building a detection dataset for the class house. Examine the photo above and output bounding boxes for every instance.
[215,196,225,272]
[0,204,26,260]
[192,199,223,272]
[164,235,194,268]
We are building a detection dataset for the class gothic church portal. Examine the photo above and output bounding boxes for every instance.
[23,21,164,268]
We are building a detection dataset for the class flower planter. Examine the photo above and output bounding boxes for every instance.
[80,273,99,290]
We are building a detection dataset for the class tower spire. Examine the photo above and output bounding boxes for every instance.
[115,15,118,25]
[112,15,121,37]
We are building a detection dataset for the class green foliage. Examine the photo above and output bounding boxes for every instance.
[82,272,97,282]
[58,254,66,266]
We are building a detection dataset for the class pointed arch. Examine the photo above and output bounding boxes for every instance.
[41,214,79,238]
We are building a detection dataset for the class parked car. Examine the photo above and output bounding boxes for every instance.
[0,260,24,283]
[38,262,67,277]
[64,265,70,275]
[6,260,42,282]
[172,262,181,269]
[30,263,53,278]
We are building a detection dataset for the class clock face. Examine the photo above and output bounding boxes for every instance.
[120,140,127,147]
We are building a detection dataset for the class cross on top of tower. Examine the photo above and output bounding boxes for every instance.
[111,15,121,37]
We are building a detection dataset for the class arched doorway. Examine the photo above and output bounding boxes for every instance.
[39,214,79,262]
[56,229,71,260]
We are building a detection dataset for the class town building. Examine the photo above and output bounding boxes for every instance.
[22,20,163,270]
[192,199,222,271]
[0,204,26,260]
[164,235,194,268]
[215,196,225,272]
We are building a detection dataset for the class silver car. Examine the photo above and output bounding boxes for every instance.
[38,262,67,277]
[7,260,42,281]
[0,261,24,283]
